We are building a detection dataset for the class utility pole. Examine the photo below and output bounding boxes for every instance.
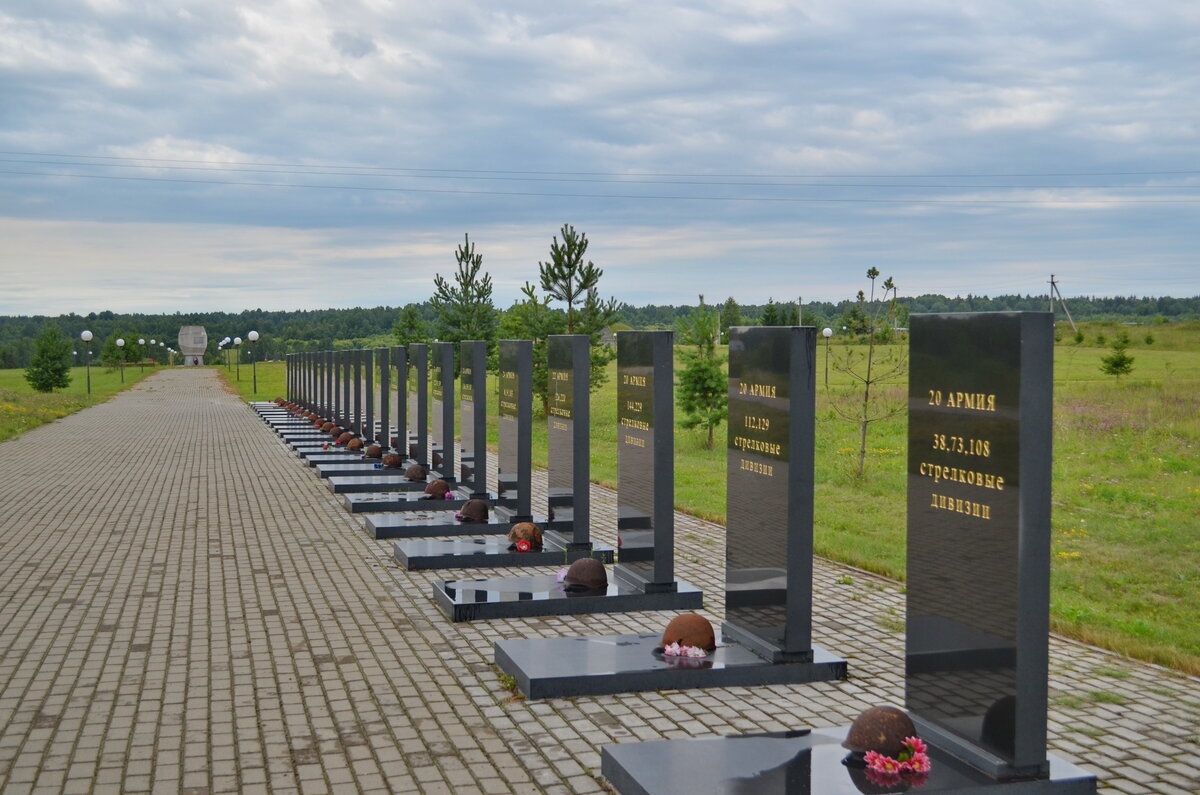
[1048,275,1078,333]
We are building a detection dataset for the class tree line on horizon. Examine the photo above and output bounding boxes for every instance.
[1,283,1196,371]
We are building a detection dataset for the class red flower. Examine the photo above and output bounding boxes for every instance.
[515,539,531,553]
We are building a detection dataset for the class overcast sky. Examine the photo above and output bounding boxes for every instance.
[2,1,1198,315]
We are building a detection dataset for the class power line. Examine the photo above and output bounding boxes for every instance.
[5,169,1200,204]
[5,157,1198,190]
[2,149,1199,180]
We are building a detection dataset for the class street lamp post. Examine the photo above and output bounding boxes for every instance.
[234,337,242,380]
[822,327,833,386]
[248,331,259,394]
[80,330,93,394]
[149,339,156,365]
[116,338,125,383]
[137,338,145,371]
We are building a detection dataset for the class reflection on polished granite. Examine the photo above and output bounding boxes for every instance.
[601,728,1097,795]
[495,631,845,699]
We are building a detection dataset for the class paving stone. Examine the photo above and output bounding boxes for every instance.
[0,370,1198,794]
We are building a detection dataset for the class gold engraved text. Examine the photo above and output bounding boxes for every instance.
[739,458,774,477]
[929,492,991,520]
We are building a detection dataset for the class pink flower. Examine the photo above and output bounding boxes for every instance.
[444,492,453,500]
[904,737,927,756]
[909,753,931,774]
[661,642,707,658]
[865,751,901,775]
[556,567,569,582]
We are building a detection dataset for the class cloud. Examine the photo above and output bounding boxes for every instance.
[1,0,1199,314]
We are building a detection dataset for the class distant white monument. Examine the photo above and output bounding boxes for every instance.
[178,326,207,367]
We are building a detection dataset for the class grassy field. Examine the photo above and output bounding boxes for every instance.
[14,321,1200,674]
[0,364,160,442]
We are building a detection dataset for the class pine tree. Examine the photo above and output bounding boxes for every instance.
[1100,331,1135,377]
[537,224,619,389]
[498,283,566,412]
[759,298,783,326]
[392,304,429,346]
[676,296,727,449]
[719,297,742,342]
[429,234,498,356]
[24,325,72,393]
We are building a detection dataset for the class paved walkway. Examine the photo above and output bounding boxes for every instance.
[0,369,1196,794]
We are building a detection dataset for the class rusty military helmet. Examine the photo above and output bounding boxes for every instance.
[843,706,916,759]
[424,479,451,498]
[457,499,488,523]
[660,613,716,652]
[364,444,382,459]
[346,438,363,451]
[404,464,427,482]
[382,453,405,469]
[507,522,543,551]
[336,432,355,446]
[563,558,607,592]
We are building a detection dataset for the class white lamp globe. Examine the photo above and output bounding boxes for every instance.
[81,330,93,342]
[248,330,259,342]
[117,338,125,347]
[822,327,833,338]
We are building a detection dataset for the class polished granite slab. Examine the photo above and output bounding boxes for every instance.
[432,573,702,623]
[344,489,490,513]
[600,728,1096,795]
[393,535,614,571]
[343,491,469,513]
[493,632,845,700]
[314,461,422,479]
[327,473,450,494]
[364,512,515,540]
[303,453,374,466]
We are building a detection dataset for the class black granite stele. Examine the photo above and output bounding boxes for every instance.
[600,313,1094,795]
[430,341,456,478]
[375,346,389,448]
[408,343,429,467]
[458,340,489,498]
[496,327,842,698]
[379,340,535,543]
[440,332,701,623]
[394,336,613,570]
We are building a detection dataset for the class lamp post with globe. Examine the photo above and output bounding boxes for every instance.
[247,331,260,394]
[116,338,125,383]
[137,338,145,371]
[149,339,156,365]
[234,337,242,380]
[80,330,93,394]
[822,327,833,386]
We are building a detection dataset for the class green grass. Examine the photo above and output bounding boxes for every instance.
[217,360,287,401]
[0,364,160,442]
[261,332,1199,674]
[16,319,1196,677]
